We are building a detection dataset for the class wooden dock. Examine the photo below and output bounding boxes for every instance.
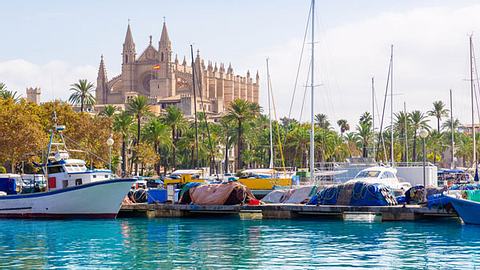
[119,203,457,221]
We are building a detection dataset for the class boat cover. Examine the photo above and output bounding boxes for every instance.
[262,186,316,204]
[189,181,255,205]
[313,182,397,206]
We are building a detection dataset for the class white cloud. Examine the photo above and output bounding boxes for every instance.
[0,59,96,102]
[247,3,480,131]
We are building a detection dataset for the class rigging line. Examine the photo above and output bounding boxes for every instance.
[471,44,480,123]
[193,53,216,172]
[269,69,287,172]
[376,55,392,162]
[287,0,312,121]
[62,135,109,164]
[298,58,312,122]
[282,0,312,149]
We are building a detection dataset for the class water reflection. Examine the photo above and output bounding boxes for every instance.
[0,218,479,268]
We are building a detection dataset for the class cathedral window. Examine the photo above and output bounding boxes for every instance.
[161,52,164,62]
[125,55,128,63]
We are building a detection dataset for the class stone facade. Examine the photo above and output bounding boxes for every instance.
[95,22,259,117]
[26,87,41,104]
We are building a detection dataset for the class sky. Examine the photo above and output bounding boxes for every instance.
[2,0,480,132]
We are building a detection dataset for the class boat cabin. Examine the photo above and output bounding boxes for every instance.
[45,158,112,191]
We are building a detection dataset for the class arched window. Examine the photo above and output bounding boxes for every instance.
[125,55,128,63]
[161,52,164,62]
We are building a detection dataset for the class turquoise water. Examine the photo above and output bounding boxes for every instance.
[0,217,479,269]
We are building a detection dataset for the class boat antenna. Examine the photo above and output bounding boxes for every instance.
[309,0,315,183]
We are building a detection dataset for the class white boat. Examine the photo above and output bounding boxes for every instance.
[345,166,412,191]
[0,119,134,218]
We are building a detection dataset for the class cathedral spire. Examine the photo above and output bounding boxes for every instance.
[124,22,135,49]
[97,54,107,81]
[122,22,136,64]
[159,21,171,49]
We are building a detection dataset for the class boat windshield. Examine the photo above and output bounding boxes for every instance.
[355,170,381,178]
[64,164,87,173]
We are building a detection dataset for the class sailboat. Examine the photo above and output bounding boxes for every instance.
[445,35,480,225]
[236,58,293,197]
[0,116,135,218]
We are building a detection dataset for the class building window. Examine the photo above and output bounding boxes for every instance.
[125,55,128,63]
[161,52,164,62]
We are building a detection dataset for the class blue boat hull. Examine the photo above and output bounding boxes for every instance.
[447,196,480,225]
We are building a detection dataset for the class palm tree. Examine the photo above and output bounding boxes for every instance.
[442,118,461,132]
[224,99,260,170]
[356,122,372,158]
[428,101,449,132]
[336,119,350,136]
[427,130,444,165]
[394,111,410,162]
[315,113,331,129]
[410,110,430,161]
[359,112,372,126]
[162,106,186,170]
[144,118,172,175]
[0,82,6,92]
[220,117,237,173]
[113,111,133,176]
[127,96,151,174]
[100,105,117,117]
[68,79,95,112]
[0,89,20,102]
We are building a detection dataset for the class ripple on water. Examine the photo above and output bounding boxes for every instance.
[0,218,478,268]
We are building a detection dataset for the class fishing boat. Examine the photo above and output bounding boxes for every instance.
[0,119,134,218]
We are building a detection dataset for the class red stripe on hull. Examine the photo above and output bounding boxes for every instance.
[0,213,118,219]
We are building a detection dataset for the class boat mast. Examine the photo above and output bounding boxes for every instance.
[266,58,274,169]
[190,45,199,168]
[390,45,394,166]
[372,77,376,160]
[470,35,477,171]
[404,101,408,163]
[450,89,455,169]
[309,0,315,182]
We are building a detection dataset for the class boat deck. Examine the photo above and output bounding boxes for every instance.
[119,203,457,221]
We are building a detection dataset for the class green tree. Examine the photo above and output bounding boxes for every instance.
[356,121,372,158]
[127,96,151,175]
[162,106,186,170]
[68,79,95,112]
[428,101,449,132]
[223,99,260,170]
[410,110,430,161]
[144,118,172,175]
[113,111,133,176]
[100,105,117,117]
[337,119,350,136]
[315,113,331,129]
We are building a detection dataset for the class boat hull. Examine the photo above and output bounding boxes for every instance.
[0,179,134,219]
[447,196,480,225]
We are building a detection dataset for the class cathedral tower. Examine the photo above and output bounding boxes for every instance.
[96,55,108,103]
[122,22,136,94]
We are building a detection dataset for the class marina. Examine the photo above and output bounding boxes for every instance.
[3,0,480,268]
